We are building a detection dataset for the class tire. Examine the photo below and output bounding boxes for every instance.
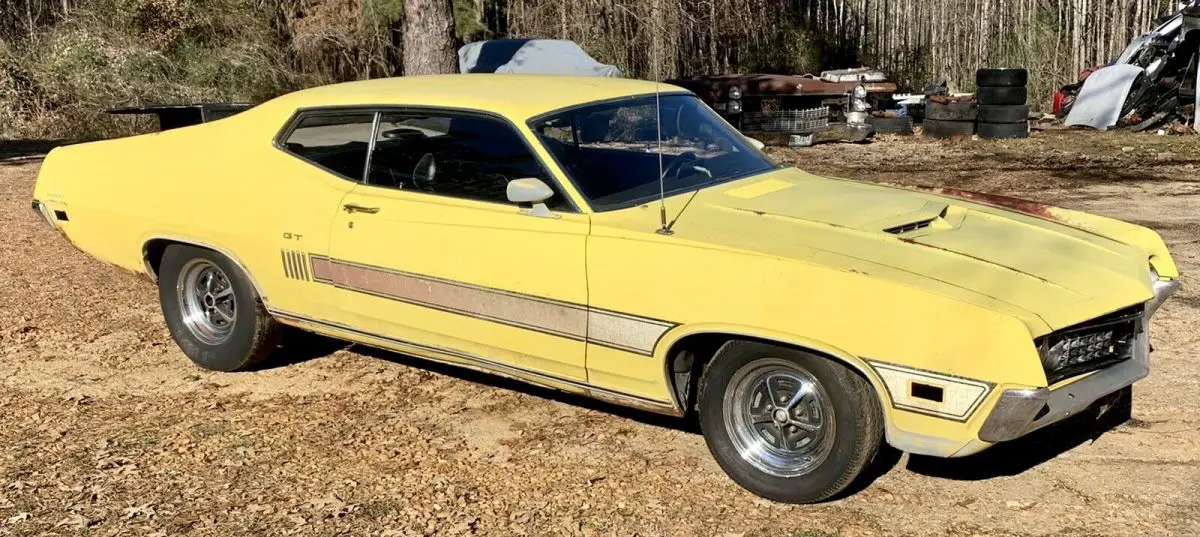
[976,68,1028,87]
[158,244,281,372]
[977,121,1029,139]
[925,100,977,121]
[697,341,883,504]
[977,86,1028,105]
[869,116,914,135]
[922,119,976,138]
[978,105,1030,123]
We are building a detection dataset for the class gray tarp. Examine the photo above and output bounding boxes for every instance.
[458,39,622,77]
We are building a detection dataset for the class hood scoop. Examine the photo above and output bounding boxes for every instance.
[882,205,951,235]
[883,218,936,235]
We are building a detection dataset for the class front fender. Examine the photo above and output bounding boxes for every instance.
[1050,207,1178,278]
[652,322,1026,458]
[654,322,880,394]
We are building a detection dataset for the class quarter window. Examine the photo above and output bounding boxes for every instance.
[366,112,565,208]
[281,112,375,180]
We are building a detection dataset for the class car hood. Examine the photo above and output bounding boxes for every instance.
[668,168,1153,333]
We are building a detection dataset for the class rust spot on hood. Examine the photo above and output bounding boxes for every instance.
[916,186,1058,220]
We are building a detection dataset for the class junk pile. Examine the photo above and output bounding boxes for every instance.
[892,68,1031,140]
[1058,2,1200,132]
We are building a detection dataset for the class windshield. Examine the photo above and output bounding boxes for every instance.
[529,94,777,210]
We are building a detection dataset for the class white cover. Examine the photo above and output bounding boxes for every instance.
[458,39,622,77]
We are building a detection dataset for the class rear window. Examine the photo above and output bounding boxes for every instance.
[282,112,376,180]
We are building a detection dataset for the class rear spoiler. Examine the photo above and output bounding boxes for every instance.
[106,103,253,131]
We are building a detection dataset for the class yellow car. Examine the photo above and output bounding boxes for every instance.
[31,75,1180,503]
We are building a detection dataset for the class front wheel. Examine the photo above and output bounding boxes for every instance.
[158,244,281,372]
[698,341,883,503]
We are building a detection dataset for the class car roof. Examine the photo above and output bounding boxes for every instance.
[267,74,688,121]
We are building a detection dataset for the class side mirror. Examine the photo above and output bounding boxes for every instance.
[506,178,558,218]
[744,136,766,151]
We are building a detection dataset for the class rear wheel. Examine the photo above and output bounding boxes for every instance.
[698,341,883,503]
[158,244,281,371]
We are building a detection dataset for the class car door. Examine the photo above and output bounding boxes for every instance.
[324,109,590,382]
[259,109,375,318]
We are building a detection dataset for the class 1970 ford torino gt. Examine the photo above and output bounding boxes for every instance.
[32,75,1180,503]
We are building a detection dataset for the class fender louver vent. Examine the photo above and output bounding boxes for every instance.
[282,250,311,281]
[884,219,935,235]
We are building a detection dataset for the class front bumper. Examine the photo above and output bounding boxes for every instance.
[978,278,1181,443]
[31,200,58,229]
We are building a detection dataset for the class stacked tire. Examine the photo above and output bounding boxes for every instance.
[923,99,976,138]
[976,68,1030,139]
[869,115,914,135]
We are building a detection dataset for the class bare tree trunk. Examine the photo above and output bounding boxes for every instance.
[26,0,34,38]
[403,0,459,75]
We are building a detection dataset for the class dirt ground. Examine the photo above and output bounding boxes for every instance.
[1,130,1198,537]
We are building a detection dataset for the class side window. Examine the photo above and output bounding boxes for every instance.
[282,112,375,180]
[366,112,566,209]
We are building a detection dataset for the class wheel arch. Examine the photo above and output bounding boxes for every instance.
[141,236,269,300]
[655,325,890,419]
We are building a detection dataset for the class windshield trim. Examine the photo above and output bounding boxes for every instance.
[526,92,780,213]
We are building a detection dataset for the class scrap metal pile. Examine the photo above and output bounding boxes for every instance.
[1059,1,1200,132]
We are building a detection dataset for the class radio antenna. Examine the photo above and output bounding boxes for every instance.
[652,18,671,235]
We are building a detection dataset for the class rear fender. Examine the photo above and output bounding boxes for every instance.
[141,235,269,301]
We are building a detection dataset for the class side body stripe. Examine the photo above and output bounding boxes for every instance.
[269,309,682,416]
[308,255,674,356]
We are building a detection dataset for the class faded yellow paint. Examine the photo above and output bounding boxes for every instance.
[32,75,1178,458]
[724,178,797,199]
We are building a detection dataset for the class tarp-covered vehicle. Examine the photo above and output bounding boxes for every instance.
[458,39,622,77]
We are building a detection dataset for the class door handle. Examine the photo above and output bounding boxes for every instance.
[343,203,380,214]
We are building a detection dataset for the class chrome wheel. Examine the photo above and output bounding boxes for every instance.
[723,358,836,478]
[176,259,237,345]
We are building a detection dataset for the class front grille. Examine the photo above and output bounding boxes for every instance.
[742,107,830,133]
[1037,305,1143,384]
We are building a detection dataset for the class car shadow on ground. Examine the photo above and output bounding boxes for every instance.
[262,332,1130,490]
[263,331,700,434]
[254,327,356,371]
[906,389,1132,480]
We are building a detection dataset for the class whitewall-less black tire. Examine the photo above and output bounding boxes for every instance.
[158,244,281,372]
[698,341,883,503]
